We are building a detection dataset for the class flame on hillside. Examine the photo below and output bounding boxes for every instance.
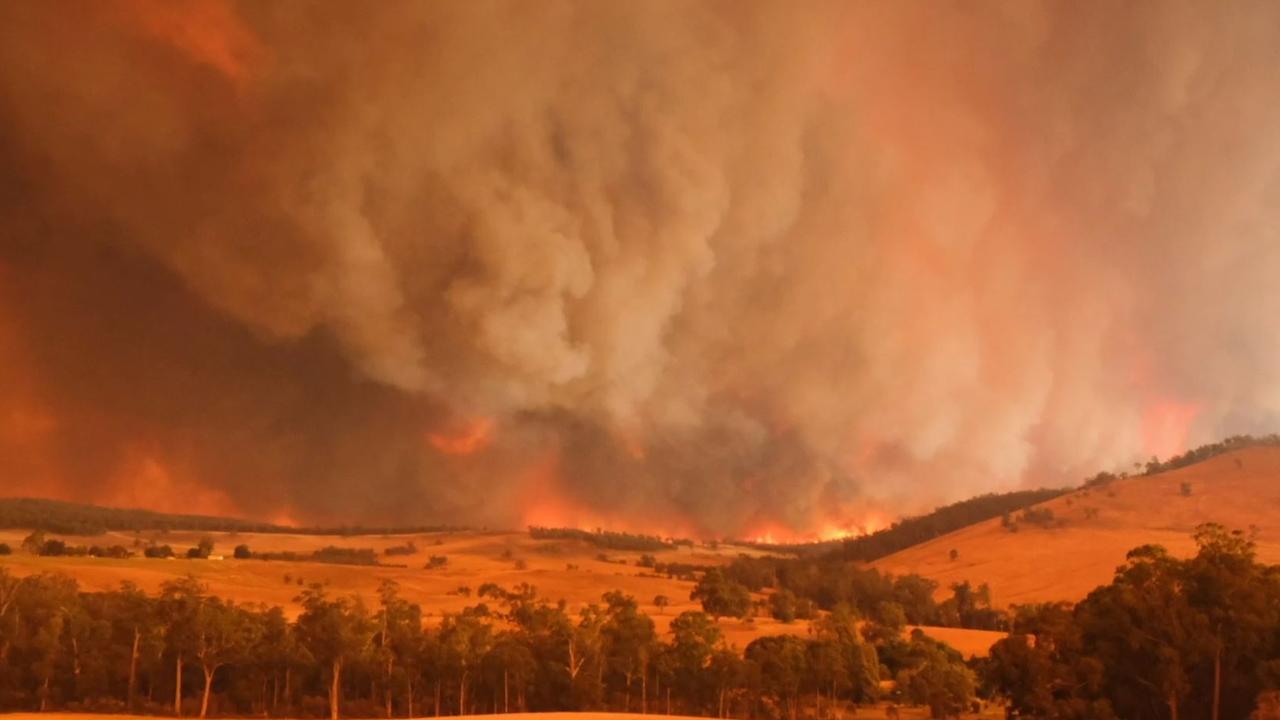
[745,510,892,545]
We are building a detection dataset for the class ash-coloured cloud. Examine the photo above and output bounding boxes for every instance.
[2,1,1279,537]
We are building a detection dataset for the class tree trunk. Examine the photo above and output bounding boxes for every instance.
[1168,691,1178,720]
[666,687,671,716]
[1212,645,1222,720]
[200,666,216,719]
[330,658,342,720]
[458,671,467,716]
[175,655,184,717]
[72,637,82,684]
[284,667,292,715]
[625,673,633,712]
[40,675,50,712]
[407,676,415,718]
[128,627,141,709]
[434,680,441,717]
[503,670,509,713]
[641,667,647,715]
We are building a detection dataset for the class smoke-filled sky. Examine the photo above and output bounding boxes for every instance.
[2,1,1280,539]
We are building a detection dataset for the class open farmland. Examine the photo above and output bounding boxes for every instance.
[0,525,1002,656]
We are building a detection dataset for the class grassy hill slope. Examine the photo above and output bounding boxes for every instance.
[874,445,1280,606]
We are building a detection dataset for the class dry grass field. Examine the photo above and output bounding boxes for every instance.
[875,446,1280,607]
[0,521,1005,657]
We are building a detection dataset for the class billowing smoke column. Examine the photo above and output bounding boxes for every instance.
[2,1,1280,538]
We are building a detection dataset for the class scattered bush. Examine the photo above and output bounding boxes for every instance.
[384,541,418,557]
[1018,507,1057,528]
[143,545,174,559]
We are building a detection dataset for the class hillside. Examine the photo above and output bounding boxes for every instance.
[874,445,1280,606]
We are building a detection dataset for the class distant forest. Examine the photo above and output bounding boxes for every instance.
[527,526,694,552]
[0,498,462,537]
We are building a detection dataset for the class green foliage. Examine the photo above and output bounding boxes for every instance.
[981,524,1280,720]
[769,588,799,623]
[895,637,976,718]
[0,565,971,718]
[690,569,751,619]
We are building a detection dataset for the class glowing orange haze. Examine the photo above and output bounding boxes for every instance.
[427,418,495,456]
[8,1,1272,539]
[116,0,262,86]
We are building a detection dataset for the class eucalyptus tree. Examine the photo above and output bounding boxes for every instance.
[294,584,375,720]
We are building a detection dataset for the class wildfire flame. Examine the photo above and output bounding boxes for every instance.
[427,417,495,456]
[1141,399,1200,460]
[116,0,262,86]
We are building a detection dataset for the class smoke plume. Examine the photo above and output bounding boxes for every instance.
[2,1,1280,537]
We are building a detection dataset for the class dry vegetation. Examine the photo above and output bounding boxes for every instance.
[875,446,1280,606]
[0,524,1002,658]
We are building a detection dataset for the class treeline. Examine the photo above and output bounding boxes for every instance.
[250,547,381,566]
[19,531,384,568]
[0,498,463,537]
[527,526,693,552]
[1140,433,1280,476]
[745,488,1068,561]
[0,572,979,719]
[979,523,1280,719]
[827,489,1069,562]
[702,560,1006,632]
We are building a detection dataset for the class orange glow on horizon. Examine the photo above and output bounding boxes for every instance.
[517,449,701,539]
[743,509,892,545]
[103,450,241,518]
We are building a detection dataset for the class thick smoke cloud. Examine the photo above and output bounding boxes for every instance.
[2,1,1279,536]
